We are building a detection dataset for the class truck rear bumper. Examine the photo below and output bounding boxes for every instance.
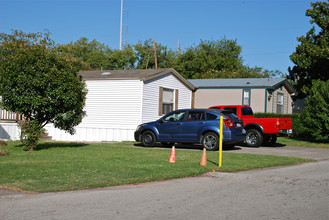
[279,129,292,136]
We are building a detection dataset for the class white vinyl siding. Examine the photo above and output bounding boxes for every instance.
[46,80,142,142]
[142,73,192,123]
[80,80,142,129]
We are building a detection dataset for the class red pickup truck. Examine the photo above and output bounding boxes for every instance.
[209,105,292,147]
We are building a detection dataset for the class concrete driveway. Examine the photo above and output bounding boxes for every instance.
[1,146,328,220]
[227,145,329,160]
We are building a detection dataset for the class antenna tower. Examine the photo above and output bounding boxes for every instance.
[119,0,128,50]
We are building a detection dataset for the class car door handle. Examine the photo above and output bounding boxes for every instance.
[176,123,182,125]
[198,122,205,124]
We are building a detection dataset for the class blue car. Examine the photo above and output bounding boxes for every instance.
[134,109,246,150]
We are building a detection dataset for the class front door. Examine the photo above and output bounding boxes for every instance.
[157,111,185,142]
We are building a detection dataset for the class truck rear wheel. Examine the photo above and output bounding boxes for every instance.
[245,129,263,147]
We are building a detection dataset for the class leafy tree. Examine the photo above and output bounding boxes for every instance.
[295,80,329,142]
[134,39,177,69]
[171,38,271,79]
[218,66,275,79]
[288,1,329,98]
[54,37,278,78]
[108,45,137,69]
[172,38,242,79]
[55,37,112,70]
[0,30,87,151]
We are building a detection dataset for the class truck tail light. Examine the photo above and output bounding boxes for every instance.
[224,119,234,129]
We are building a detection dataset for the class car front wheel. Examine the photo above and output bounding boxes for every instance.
[141,131,156,147]
[245,129,263,147]
[201,132,219,151]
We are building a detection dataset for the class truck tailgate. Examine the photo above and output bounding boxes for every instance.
[278,118,292,130]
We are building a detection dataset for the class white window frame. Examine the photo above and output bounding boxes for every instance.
[277,93,284,114]
[243,89,250,106]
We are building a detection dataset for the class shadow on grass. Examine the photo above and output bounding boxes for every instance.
[134,143,204,151]
[14,142,88,151]
[35,142,88,150]
[134,143,242,152]
[207,159,219,166]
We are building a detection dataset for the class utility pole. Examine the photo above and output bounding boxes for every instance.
[153,40,157,69]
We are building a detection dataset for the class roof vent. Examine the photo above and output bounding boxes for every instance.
[102,72,112,76]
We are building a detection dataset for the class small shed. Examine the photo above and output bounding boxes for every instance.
[44,68,195,142]
[189,78,296,114]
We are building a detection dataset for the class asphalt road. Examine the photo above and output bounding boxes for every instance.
[1,146,328,220]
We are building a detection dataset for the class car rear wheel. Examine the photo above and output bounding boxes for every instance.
[245,129,263,147]
[141,131,156,147]
[201,132,219,151]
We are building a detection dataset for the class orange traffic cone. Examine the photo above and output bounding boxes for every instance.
[200,148,207,166]
[169,146,176,163]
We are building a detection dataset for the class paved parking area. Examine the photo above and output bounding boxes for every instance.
[227,145,329,160]
[1,149,328,220]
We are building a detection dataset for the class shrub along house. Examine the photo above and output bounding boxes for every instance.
[42,68,196,142]
[188,78,296,114]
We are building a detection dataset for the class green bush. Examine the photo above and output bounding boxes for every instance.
[20,120,45,151]
[249,100,329,143]
[295,80,329,142]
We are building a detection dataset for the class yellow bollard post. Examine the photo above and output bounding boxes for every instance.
[219,116,223,167]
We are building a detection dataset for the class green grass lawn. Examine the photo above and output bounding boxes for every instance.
[277,137,329,148]
[0,141,312,193]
